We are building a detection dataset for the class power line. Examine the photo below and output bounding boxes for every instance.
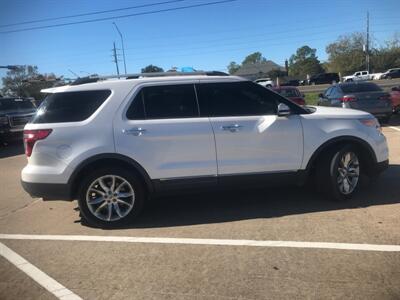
[0,0,236,34]
[0,0,186,28]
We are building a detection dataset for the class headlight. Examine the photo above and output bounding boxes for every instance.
[0,116,8,125]
[359,118,381,132]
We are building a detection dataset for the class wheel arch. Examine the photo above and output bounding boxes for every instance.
[305,136,377,176]
[68,153,153,199]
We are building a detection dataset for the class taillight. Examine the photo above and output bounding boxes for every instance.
[339,95,356,102]
[23,129,52,157]
[378,94,390,101]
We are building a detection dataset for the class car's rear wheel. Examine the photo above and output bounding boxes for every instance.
[78,167,144,227]
[316,145,361,201]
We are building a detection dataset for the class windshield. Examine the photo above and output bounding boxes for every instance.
[274,89,300,98]
[341,83,382,93]
[0,98,35,111]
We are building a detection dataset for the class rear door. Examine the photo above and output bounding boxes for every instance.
[114,82,217,181]
[196,81,303,175]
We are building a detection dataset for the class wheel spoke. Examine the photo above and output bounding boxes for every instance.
[343,177,350,193]
[94,201,107,214]
[117,199,133,208]
[89,188,105,196]
[110,176,116,192]
[118,192,133,198]
[98,178,109,192]
[88,196,105,205]
[107,203,113,221]
[113,203,123,218]
[115,181,128,193]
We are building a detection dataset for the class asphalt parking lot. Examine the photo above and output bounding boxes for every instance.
[1,117,400,300]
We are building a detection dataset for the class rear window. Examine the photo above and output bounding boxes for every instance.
[274,88,300,98]
[341,83,382,93]
[31,90,111,123]
[0,99,35,111]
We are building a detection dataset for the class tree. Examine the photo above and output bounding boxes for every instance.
[241,52,267,65]
[325,32,366,75]
[288,45,323,77]
[370,33,400,72]
[1,65,62,100]
[227,61,240,74]
[141,65,164,73]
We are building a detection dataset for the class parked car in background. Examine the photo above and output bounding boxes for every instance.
[390,86,400,113]
[280,79,300,87]
[317,82,392,123]
[255,78,275,87]
[308,73,339,85]
[272,86,305,105]
[0,97,36,143]
[342,71,370,82]
[371,72,384,80]
[381,69,400,79]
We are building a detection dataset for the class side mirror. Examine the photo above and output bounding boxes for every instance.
[318,93,324,98]
[277,103,291,116]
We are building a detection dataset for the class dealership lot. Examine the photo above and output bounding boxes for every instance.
[0,117,400,299]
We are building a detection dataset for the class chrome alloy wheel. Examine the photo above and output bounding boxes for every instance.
[86,175,135,222]
[336,152,360,195]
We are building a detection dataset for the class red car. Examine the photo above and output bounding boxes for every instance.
[272,86,305,105]
[390,86,400,113]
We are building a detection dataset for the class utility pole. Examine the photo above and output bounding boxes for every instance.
[366,11,370,72]
[113,22,127,74]
[112,42,120,78]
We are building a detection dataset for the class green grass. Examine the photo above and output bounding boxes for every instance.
[304,92,319,105]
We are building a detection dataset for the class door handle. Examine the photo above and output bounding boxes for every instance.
[122,127,146,136]
[221,124,243,132]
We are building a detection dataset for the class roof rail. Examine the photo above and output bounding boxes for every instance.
[71,71,229,85]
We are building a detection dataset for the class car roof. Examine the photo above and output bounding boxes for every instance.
[42,75,246,93]
[338,81,377,87]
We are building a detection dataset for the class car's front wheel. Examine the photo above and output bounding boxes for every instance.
[316,146,361,201]
[78,167,145,227]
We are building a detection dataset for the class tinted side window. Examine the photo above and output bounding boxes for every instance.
[142,84,198,119]
[31,90,111,124]
[196,82,277,117]
[126,92,145,120]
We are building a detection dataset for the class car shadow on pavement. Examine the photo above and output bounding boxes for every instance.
[80,164,400,229]
[0,142,25,159]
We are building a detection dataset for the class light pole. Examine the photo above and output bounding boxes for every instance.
[113,22,127,74]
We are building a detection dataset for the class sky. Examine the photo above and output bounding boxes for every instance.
[0,0,399,81]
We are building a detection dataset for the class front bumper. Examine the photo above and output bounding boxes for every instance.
[21,180,73,201]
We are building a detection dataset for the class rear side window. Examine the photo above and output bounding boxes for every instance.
[341,83,382,93]
[196,81,277,117]
[31,90,111,123]
[127,84,198,119]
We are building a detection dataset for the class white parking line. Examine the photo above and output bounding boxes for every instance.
[1,234,400,252]
[0,242,82,300]
[388,126,400,132]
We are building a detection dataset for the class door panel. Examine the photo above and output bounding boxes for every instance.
[210,115,303,175]
[114,83,217,180]
[115,118,217,179]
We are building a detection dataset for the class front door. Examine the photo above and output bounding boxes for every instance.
[196,81,303,175]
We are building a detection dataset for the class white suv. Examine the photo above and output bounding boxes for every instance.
[21,72,389,227]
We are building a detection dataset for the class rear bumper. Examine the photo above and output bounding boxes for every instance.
[21,180,73,201]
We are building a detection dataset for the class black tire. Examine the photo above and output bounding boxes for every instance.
[316,145,361,201]
[78,166,145,227]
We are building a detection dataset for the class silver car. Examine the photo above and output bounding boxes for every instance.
[318,82,392,122]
